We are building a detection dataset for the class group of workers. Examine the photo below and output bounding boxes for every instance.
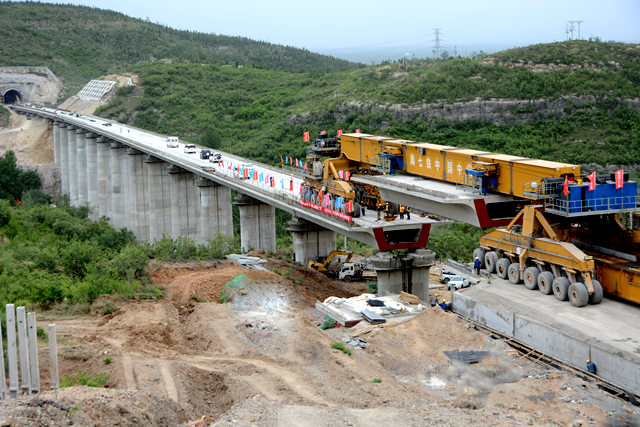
[428,293,451,311]
[375,203,411,221]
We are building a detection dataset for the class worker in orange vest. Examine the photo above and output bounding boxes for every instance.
[399,205,405,220]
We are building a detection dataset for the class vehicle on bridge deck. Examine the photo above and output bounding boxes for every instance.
[183,144,197,154]
[200,149,212,160]
[209,153,222,162]
[166,136,179,148]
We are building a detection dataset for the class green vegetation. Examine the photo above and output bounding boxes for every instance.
[331,342,353,356]
[372,378,382,383]
[93,40,640,168]
[0,2,357,95]
[60,370,109,388]
[427,224,486,262]
[0,151,42,203]
[0,106,9,128]
[218,289,229,304]
[103,357,112,365]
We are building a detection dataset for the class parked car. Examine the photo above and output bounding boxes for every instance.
[200,149,212,159]
[183,144,197,154]
[210,153,222,161]
[166,136,179,148]
[446,275,470,290]
[439,268,457,283]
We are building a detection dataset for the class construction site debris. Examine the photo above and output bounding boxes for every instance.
[443,350,490,364]
[361,309,386,324]
[399,291,421,304]
[225,254,268,270]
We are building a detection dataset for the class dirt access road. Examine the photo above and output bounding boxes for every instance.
[0,258,637,426]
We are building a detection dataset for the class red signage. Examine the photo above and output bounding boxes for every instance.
[298,200,352,223]
[615,169,624,189]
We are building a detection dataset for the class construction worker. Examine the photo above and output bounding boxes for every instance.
[474,256,482,275]
[439,298,450,311]
[406,206,411,220]
[586,359,597,374]
[376,202,382,220]
[399,205,405,220]
[429,293,439,307]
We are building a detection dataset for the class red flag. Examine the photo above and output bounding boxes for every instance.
[303,162,307,170]
[345,171,350,181]
[16,199,22,207]
[615,169,624,189]
[337,129,342,137]
[280,154,283,163]
[303,131,310,142]
[355,128,360,133]
[563,175,569,196]
[290,156,293,165]
[320,130,326,135]
[588,172,596,191]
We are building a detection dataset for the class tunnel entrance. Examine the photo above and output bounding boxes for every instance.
[2,89,23,105]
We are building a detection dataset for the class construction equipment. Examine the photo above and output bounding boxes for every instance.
[308,251,353,276]
[338,261,376,282]
[299,132,639,307]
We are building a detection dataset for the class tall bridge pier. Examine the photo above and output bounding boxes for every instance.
[53,123,238,245]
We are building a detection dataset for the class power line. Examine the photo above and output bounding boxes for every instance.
[567,20,584,40]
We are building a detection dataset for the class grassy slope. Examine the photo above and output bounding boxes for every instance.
[96,41,640,167]
[0,2,358,95]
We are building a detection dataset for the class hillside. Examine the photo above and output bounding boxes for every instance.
[95,41,640,169]
[0,2,358,96]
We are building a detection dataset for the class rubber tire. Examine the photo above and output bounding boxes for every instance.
[568,282,589,307]
[473,248,486,269]
[496,258,510,279]
[538,272,554,295]
[443,277,451,284]
[553,277,570,301]
[344,275,353,282]
[589,280,603,304]
[523,267,539,290]
[352,202,361,218]
[508,263,521,284]
[484,251,498,274]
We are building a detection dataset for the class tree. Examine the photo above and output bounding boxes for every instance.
[0,150,42,203]
[200,125,221,149]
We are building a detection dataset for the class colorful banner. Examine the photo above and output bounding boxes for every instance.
[588,171,596,191]
[298,200,352,223]
[615,169,624,189]
[303,131,310,142]
[563,175,569,196]
[337,129,342,137]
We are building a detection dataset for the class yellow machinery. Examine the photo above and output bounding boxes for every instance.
[308,251,354,275]
[301,131,639,307]
[478,206,599,307]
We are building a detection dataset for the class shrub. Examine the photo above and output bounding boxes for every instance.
[103,357,113,365]
[21,189,51,206]
[60,241,101,278]
[331,342,352,356]
[0,199,12,226]
[218,289,229,304]
[60,370,109,388]
[110,244,149,280]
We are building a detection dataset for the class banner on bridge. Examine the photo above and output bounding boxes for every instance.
[298,200,352,223]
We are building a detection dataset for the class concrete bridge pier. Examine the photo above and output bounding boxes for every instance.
[85,133,98,219]
[287,217,337,265]
[95,136,111,220]
[145,156,170,241]
[66,125,78,205]
[196,177,233,243]
[168,165,199,240]
[109,141,126,228]
[57,123,69,196]
[371,249,435,300]
[75,129,88,207]
[52,121,61,165]
[234,193,276,252]
[127,148,149,241]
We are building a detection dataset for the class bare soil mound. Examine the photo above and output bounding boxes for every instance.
[1,260,637,426]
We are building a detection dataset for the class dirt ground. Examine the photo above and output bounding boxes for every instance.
[0,260,637,427]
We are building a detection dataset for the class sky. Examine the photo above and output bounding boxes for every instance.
[27,0,640,60]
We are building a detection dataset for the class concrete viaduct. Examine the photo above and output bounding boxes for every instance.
[12,106,441,299]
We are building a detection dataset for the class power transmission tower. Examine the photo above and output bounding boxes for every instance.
[574,20,583,39]
[567,20,583,40]
[432,28,442,58]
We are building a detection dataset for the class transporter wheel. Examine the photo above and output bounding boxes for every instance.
[537,271,554,295]
[552,277,570,301]
[484,251,498,274]
[473,248,486,269]
[589,280,603,304]
[523,267,539,290]
[568,282,589,307]
[507,263,521,284]
[496,258,510,279]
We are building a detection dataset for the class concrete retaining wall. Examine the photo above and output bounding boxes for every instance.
[452,292,640,396]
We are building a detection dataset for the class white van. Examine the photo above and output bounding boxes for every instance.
[166,136,179,148]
